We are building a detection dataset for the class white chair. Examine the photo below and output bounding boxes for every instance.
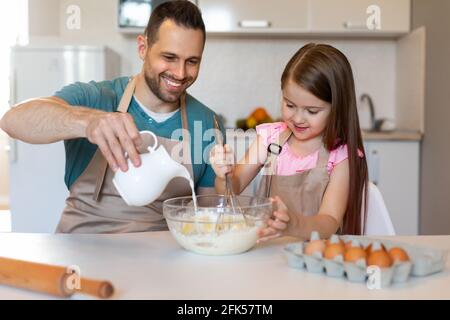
[363,182,396,236]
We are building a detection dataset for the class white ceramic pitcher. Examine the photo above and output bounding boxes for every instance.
[112,131,192,206]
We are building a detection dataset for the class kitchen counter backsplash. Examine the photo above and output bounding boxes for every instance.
[189,38,397,128]
[226,129,422,142]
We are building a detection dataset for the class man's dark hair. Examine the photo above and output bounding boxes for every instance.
[144,0,205,46]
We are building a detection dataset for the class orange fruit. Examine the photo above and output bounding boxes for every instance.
[251,107,269,122]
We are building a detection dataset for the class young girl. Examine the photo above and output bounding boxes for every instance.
[210,43,368,241]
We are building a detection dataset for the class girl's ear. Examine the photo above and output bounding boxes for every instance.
[137,35,148,60]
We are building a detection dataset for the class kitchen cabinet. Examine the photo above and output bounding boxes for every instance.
[364,141,420,235]
[197,0,309,33]
[197,0,410,36]
[309,0,410,34]
[227,131,420,236]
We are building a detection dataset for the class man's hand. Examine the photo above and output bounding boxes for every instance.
[85,112,142,172]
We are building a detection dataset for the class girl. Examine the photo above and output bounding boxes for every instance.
[210,43,368,241]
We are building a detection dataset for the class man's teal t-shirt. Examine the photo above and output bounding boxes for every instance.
[54,76,222,191]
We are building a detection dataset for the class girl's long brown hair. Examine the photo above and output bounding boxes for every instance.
[281,43,368,235]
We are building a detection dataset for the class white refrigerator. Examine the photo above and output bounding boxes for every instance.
[8,45,120,232]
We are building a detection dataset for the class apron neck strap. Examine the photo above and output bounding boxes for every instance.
[266,128,292,175]
[317,145,330,168]
[180,94,191,164]
[117,77,136,113]
[276,128,293,147]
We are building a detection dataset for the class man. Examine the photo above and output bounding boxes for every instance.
[0,1,222,233]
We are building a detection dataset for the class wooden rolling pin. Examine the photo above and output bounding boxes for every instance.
[0,257,114,299]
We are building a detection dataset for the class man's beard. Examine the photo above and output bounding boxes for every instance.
[144,72,188,104]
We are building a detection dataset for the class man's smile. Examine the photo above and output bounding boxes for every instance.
[161,75,185,91]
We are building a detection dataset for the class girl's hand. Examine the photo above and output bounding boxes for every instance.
[210,144,235,178]
[257,196,298,243]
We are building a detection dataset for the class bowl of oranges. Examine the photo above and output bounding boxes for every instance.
[236,107,274,130]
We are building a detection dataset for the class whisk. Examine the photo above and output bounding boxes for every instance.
[213,116,247,233]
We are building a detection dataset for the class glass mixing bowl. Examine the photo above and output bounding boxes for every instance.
[163,195,272,255]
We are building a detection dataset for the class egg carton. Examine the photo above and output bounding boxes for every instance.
[284,234,448,288]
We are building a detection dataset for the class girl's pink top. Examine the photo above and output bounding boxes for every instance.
[256,122,363,176]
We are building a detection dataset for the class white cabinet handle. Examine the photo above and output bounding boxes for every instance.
[238,20,271,28]
[6,138,17,164]
[9,67,16,105]
[6,67,18,163]
[343,21,367,30]
[370,149,380,186]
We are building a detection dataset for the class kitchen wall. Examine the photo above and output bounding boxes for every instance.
[28,0,397,129]
[413,0,450,235]
[29,0,60,37]
[190,37,396,128]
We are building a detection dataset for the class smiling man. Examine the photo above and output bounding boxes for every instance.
[0,1,222,233]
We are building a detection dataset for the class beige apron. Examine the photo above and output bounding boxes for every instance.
[56,77,193,233]
[256,129,330,217]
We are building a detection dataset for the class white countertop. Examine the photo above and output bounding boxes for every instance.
[361,130,423,141]
[0,232,449,300]
[226,129,423,142]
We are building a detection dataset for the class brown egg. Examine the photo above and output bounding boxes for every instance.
[326,238,345,247]
[344,247,367,263]
[368,250,393,268]
[324,243,345,259]
[304,240,326,256]
[365,243,387,256]
[344,241,354,250]
[388,247,410,262]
